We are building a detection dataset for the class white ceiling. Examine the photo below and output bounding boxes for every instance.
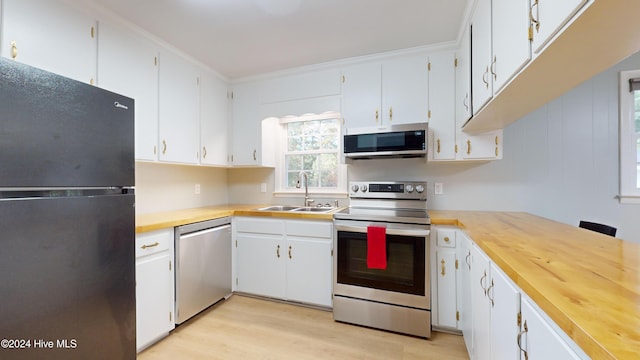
[87,0,469,79]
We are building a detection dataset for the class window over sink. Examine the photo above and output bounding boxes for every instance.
[271,112,347,197]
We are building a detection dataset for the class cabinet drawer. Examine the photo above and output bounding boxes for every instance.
[436,229,456,248]
[136,229,172,258]
[235,217,284,235]
[286,220,332,239]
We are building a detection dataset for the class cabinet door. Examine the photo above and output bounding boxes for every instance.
[428,51,456,160]
[200,71,228,166]
[531,0,588,54]
[236,233,285,299]
[158,51,200,164]
[230,82,261,165]
[489,265,521,360]
[436,249,458,328]
[286,237,332,307]
[520,297,582,360]
[382,55,429,125]
[459,235,473,356]
[470,0,493,114]
[1,0,96,84]
[136,252,173,351]
[492,0,531,93]
[455,25,472,131]
[470,244,491,360]
[97,21,159,162]
[460,130,503,160]
[341,62,382,128]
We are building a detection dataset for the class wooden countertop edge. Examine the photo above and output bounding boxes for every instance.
[136,205,338,233]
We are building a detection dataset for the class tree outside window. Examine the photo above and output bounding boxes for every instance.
[285,119,339,189]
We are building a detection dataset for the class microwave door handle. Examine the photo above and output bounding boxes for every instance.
[335,224,430,237]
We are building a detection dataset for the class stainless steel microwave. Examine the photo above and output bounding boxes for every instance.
[343,122,427,159]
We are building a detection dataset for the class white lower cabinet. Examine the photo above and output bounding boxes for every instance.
[458,235,585,360]
[135,228,175,352]
[459,233,473,355]
[236,232,285,298]
[432,226,460,330]
[469,244,522,360]
[520,297,583,360]
[234,217,333,308]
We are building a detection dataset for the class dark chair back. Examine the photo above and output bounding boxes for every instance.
[579,221,617,237]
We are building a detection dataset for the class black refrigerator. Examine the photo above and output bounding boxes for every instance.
[0,58,136,359]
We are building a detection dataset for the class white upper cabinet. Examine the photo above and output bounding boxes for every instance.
[260,69,341,104]
[455,25,472,129]
[470,0,493,114]
[460,130,502,160]
[341,62,382,128]
[492,0,531,93]
[200,71,229,166]
[382,55,429,125]
[97,20,159,162]
[471,0,532,111]
[530,0,588,54]
[341,56,428,129]
[428,51,456,160]
[158,51,200,164]
[230,82,263,166]
[1,0,96,84]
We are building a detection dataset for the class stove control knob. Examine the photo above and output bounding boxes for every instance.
[416,184,425,193]
[361,185,368,192]
[405,184,414,193]
[351,184,360,192]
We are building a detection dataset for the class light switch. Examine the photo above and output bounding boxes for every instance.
[434,183,443,195]
[260,183,267,193]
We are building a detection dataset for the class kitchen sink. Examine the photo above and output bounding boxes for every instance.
[289,207,335,213]
[257,205,336,213]
[257,205,300,211]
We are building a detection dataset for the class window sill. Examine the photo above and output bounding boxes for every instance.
[617,194,640,204]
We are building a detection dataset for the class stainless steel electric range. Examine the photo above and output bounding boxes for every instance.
[333,180,431,338]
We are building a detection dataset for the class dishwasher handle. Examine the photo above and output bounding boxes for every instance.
[179,224,231,239]
[177,217,231,236]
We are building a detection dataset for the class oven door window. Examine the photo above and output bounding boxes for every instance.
[337,230,425,295]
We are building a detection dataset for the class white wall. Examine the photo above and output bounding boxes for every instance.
[135,162,229,214]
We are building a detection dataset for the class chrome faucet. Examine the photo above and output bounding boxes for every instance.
[296,171,314,207]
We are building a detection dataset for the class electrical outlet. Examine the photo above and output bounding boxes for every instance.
[260,183,267,193]
[194,183,201,194]
[434,182,443,195]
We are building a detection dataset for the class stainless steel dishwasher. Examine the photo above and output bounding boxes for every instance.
[175,217,232,324]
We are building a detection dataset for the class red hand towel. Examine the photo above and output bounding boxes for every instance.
[367,226,387,269]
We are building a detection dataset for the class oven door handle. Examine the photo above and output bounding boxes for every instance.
[335,224,430,237]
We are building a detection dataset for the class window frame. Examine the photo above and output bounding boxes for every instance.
[618,70,640,204]
[273,113,348,198]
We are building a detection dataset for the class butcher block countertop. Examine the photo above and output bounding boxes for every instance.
[135,204,336,233]
[136,206,639,359]
[430,210,639,360]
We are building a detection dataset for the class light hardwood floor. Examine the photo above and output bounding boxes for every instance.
[138,295,469,360]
